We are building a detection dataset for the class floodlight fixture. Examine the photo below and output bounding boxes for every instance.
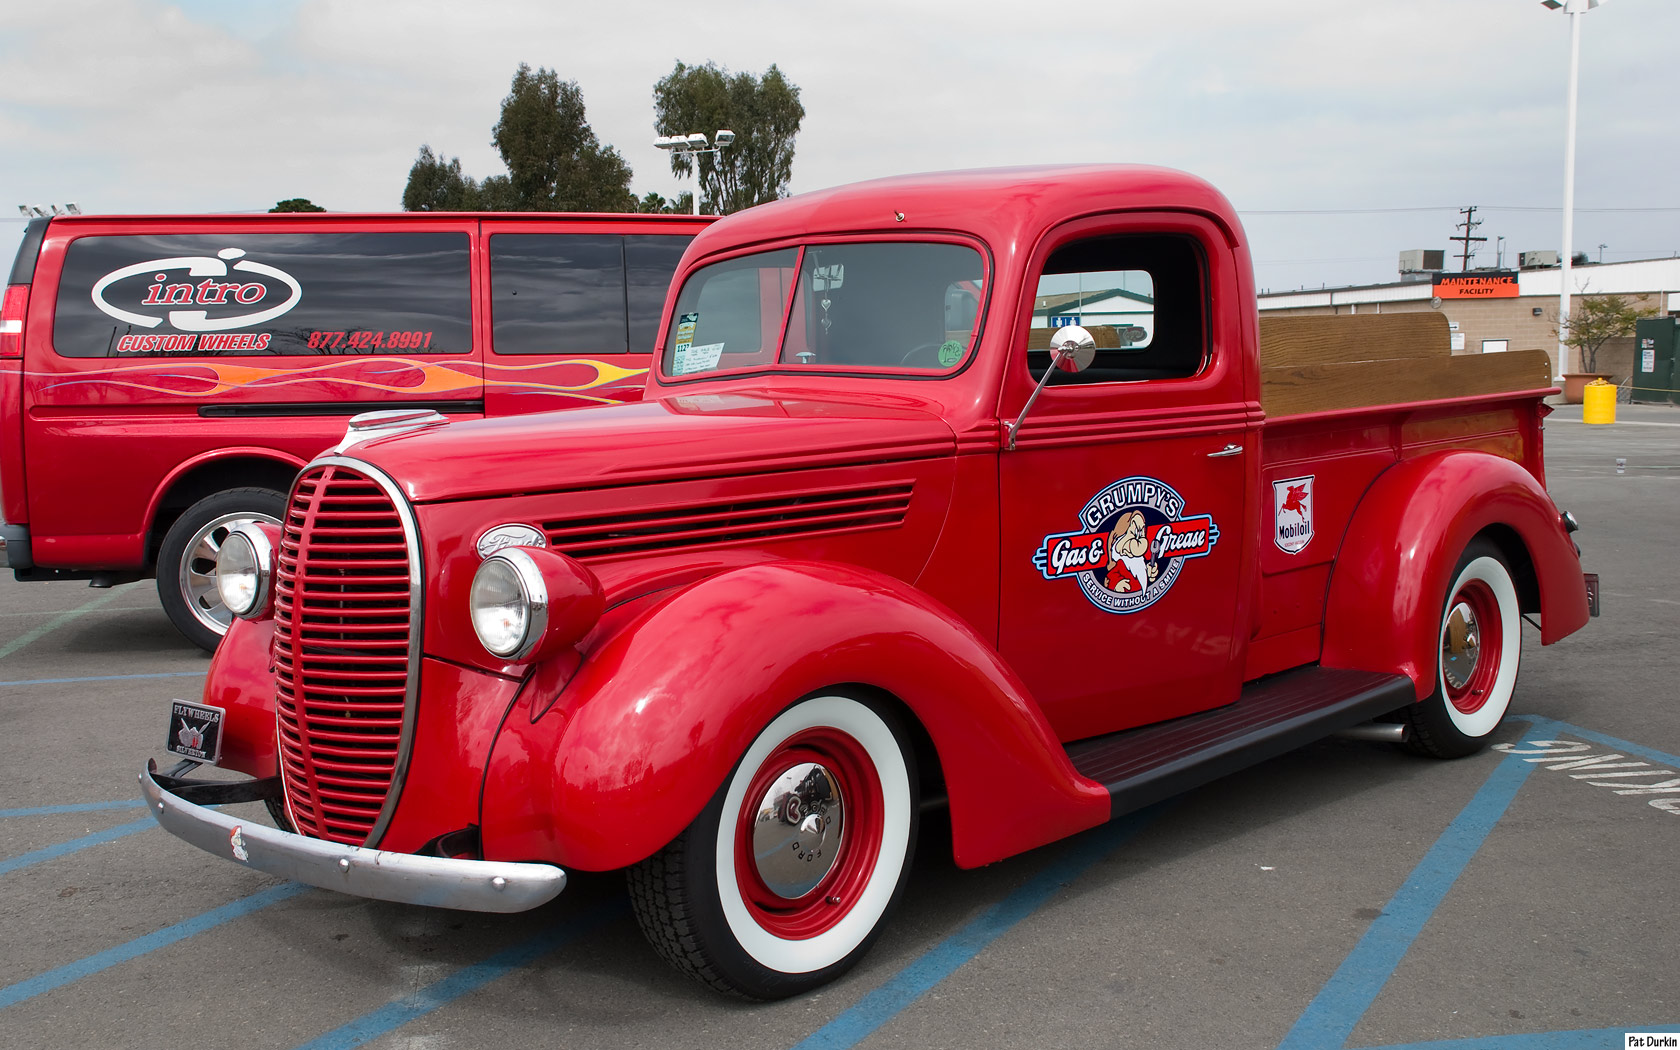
[714,130,736,147]
[686,133,709,149]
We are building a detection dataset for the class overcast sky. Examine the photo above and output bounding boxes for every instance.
[3,0,1677,292]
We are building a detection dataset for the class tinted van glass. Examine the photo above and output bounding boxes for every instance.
[490,233,690,355]
[54,232,471,357]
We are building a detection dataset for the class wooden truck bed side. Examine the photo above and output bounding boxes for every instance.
[1248,313,1557,680]
[1258,312,1554,417]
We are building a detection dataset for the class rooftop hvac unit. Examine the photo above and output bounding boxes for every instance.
[1398,249,1445,274]
[1520,250,1560,269]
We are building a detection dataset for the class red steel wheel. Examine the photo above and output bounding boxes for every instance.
[1402,538,1523,758]
[628,692,918,999]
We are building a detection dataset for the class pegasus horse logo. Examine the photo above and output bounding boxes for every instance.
[176,720,207,751]
[1280,483,1309,519]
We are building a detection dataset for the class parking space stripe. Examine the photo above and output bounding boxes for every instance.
[789,808,1161,1050]
[0,585,135,661]
[0,818,154,876]
[0,882,307,1010]
[1518,713,1680,769]
[0,670,205,688]
[1349,1026,1679,1049]
[0,801,146,819]
[1275,746,1534,1050]
[291,904,624,1050]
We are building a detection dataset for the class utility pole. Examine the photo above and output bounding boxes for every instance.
[1451,206,1488,272]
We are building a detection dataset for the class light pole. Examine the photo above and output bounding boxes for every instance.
[653,130,735,216]
[1542,0,1611,377]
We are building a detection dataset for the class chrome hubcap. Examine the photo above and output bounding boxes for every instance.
[179,512,280,635]
[1441,600,1482,690]
[751,762,845,900]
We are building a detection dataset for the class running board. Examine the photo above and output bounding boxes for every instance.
[1065,667,1415,820]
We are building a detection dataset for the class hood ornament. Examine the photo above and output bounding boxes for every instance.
[330,409,449,453]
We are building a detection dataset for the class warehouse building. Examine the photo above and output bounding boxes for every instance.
[1258,256,1680,385]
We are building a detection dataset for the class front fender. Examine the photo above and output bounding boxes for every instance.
[201,616,279,778]
[480,561,1110,873]
[1321,450,1588,699]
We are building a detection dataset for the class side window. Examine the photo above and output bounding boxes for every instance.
[624,235,691,353]
[54,232,471,357]
[490,234,627,355]
[1028,234,1204,384]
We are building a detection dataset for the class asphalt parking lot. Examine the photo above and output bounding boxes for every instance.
[1,404,1675,1050]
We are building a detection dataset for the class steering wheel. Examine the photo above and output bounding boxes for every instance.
[899,342,948,368]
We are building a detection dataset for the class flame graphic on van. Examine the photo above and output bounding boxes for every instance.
[33,357,647,403]
[90,247,303,332]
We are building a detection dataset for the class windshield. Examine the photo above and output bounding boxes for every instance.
[662,241,986,379]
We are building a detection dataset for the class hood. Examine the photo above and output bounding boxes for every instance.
[348,392,958,503]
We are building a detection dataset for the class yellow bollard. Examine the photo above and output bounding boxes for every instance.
[1582,378,1617,425]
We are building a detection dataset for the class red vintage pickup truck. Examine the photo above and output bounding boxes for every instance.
[142,165,1595,999]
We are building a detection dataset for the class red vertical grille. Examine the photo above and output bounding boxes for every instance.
[273,463,415,846]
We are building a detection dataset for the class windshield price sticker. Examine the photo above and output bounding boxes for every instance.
[673,342,725,376]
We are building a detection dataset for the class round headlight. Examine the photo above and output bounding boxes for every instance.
[469,546,604,663]
[471,552,543,659]
[216,529,263,618]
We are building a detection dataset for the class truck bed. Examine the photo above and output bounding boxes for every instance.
[1258,312,1553,418]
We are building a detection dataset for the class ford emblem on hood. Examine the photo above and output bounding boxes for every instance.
[476,524,548,558]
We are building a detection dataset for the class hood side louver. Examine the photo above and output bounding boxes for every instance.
[543,482,915,561]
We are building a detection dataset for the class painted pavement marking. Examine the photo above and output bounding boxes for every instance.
[290,904,623,1050]
[0,883,308,1010]
[1497,716,1680,817]
[1276,742,1535,1050]
[0,818,155,877]
[0,800,146,819]
[790,808,1162,1050]
[0,670,205,688]
[0,584,140,661]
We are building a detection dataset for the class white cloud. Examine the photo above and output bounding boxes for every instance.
[3,0,1677,288]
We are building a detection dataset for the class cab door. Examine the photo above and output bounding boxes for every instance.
[997,213,1259,743]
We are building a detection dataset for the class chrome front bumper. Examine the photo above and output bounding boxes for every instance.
[140,762,566,913]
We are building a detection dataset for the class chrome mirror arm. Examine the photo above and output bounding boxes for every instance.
[1006,325,1097,451]
[1006,348,1071,451]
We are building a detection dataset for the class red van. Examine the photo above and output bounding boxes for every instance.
[0,211,710,649]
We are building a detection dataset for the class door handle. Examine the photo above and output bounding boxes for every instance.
[1207,443,1243,458]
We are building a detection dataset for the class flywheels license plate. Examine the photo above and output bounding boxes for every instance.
[166,699,224,764]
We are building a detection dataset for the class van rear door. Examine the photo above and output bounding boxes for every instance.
[481,217,699,416]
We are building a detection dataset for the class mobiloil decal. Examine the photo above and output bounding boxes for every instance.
[1032,476,1219,614]
[1273,475,1314,554]
[90,247,302,351]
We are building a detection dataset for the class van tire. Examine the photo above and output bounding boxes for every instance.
[157,488,286,652]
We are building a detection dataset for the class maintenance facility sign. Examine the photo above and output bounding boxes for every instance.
[1433,272,1519,299]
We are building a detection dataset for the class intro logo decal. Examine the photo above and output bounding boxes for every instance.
[1033,475,1219,614]
[1273,475,1314,554]
[90,247,302,332]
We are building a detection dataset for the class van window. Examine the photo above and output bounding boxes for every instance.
[489,233,691,355]
[1026,234,1205,384]
[54,232,472,357]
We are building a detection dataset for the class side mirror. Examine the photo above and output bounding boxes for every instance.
[1007,325,1098,451]
[1047,325,1097,372]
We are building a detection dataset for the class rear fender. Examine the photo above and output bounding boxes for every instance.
[1321,450,1589,699]
[479,561,1110,872]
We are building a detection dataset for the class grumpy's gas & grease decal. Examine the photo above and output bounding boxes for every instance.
[1033,476,1219,614]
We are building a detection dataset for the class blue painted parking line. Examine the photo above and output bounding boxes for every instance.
[791,807,1163,1050]
[1517,713,1680,769]
[0,882,307,1010]
[0,800,146,819]
[0,670,205,688]
[292,903,624,1050]
[0,818,155,877]
[1276,746,1535,1050]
